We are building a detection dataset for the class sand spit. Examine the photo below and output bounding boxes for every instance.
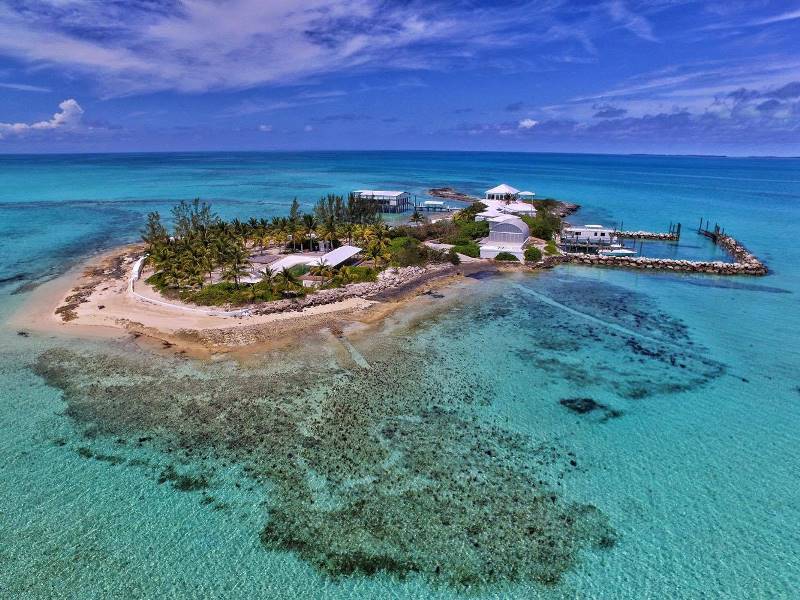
[11,245,479,355]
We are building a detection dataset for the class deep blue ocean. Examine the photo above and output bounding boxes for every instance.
[1,152,798,598]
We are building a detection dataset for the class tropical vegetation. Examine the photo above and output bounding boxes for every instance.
[524,246,543,262]
[141,195,446,306]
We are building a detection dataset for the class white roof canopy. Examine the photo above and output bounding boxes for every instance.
[518,190,535,197]
[316,245,362,267]
[485,183,520,195]
[353,190,408,198]
[251,245,362,278]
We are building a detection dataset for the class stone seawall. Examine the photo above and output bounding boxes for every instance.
[250,263,457,316]
[560,254,766,275]
[616,231,679,240]
[542,229,766,276]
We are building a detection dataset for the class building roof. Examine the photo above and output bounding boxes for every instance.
[489,214,529,234]
[485,183,520,195]
[353,190,408,198]
[564,225,614,232]
[518,191,535,197]
[502,201,536,214]
[245,245,363,282]
[269,254,317,272]
[315,245,362,267]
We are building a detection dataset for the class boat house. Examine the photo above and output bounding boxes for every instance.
[352,190,412,213]
[479,215,531,260]
[562,224,616,244]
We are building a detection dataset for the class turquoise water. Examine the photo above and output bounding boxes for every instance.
[1,152,799,598]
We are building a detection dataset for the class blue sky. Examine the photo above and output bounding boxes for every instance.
[0,0,798,155]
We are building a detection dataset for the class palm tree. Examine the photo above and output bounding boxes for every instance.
[258,265,276,286]
[221,242,250,287]
[301,213,318,251]
[365,222,391,265]
[410,210,425,225]
[276,266,299,288]
[337,222,355,246]
[317,220,340,251]
[352,224,367,246]
[309,259,332,278]
[270,217,289,252]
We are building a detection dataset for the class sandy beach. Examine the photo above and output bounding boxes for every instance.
[10,244,479,356]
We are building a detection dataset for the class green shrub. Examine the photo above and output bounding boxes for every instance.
[457,220,489,239]
[452,241,480,258]
[447,248,461,265]
[389,236,417,251]
[524,247,543,262]
[145,271,168,290]
[521,211,561,241]
[545,240,559,255]
[494,252,519,262]
[389,236,427,267]
[454,202,487,222]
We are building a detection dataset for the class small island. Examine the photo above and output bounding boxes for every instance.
[23,182,764,356]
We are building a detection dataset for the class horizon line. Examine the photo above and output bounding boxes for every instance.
[0,148,798,160]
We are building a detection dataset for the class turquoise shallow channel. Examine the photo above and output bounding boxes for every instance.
[1,151,799,599]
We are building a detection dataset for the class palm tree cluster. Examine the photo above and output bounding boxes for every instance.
[142,199,251,289]
[142,194,395,292]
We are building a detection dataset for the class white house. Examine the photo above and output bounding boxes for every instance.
[352,190,412,213]
[484,183,520,201]
[477,183,537,220]
[479,215,530,260]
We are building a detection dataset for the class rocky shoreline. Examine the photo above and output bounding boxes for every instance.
[428,187,479,202]
[248,263,458,315]
[541,199,580,218]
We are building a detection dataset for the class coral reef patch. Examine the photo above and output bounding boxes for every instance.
[34,337,615,589]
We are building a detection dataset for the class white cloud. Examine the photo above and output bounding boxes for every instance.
[0,99,84,138]
[606,0,658,42]
[0,82,51,93]
[749,8,800,27]
[258,124,273,132]
[303,125,314,132]
[0,1,643,97]
[518,118,539,129]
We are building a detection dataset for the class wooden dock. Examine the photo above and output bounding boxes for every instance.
[414,203,455,213]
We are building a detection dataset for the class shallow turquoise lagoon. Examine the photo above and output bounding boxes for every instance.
[1,152,798,598]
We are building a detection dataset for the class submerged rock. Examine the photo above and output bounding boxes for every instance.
[560,398,623,422]
[560,397,601,414]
